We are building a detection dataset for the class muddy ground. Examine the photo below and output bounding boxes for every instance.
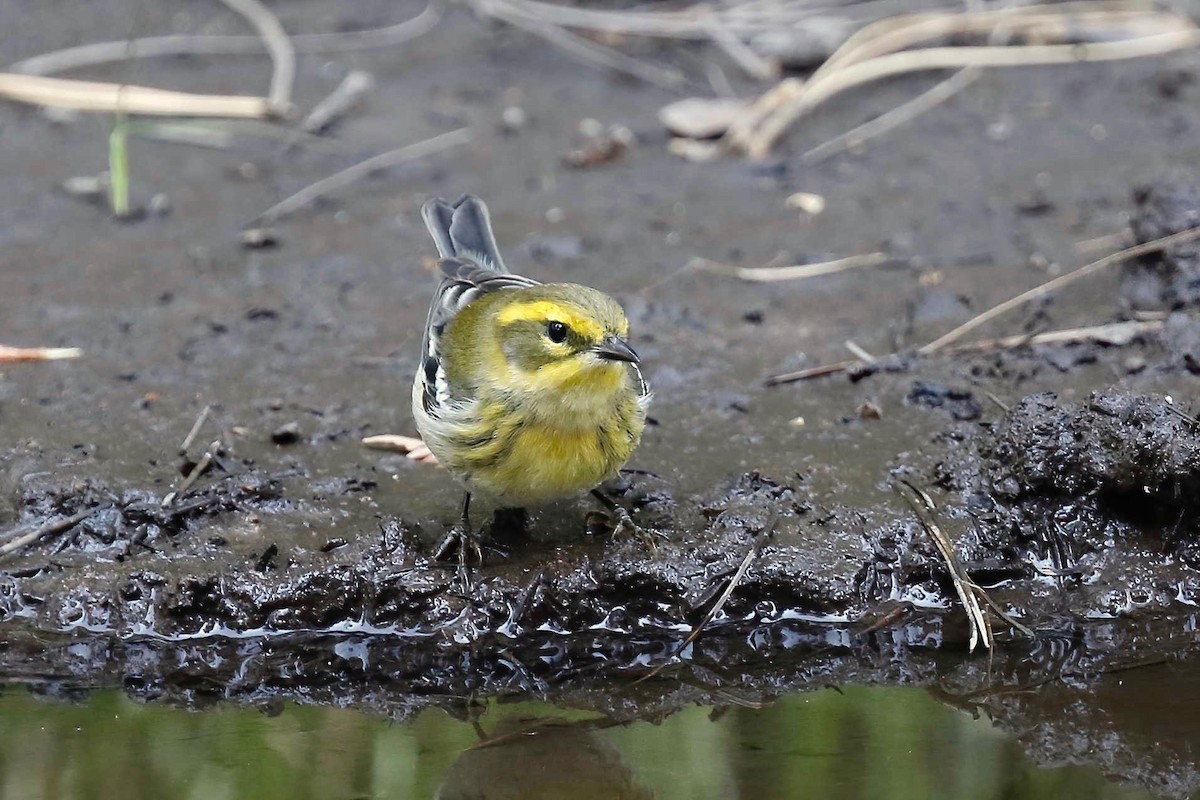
[3,0,1200,796]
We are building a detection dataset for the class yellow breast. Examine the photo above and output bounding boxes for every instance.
[477,418,633,506]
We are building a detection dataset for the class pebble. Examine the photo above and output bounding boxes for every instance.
[271,422,302,445]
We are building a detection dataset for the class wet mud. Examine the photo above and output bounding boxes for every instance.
[4,0,1200,796]
[4,387,1196,639]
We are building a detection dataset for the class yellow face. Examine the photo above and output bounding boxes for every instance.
[491,286,639,394]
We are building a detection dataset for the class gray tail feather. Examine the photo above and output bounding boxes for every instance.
[421,195,508,273]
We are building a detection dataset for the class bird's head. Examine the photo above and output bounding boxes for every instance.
[492,284,639,394]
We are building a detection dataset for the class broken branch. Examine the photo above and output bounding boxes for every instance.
[0,73,272,118]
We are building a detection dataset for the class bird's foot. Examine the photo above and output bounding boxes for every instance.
[434,526,485,589]
[589,506,665,552]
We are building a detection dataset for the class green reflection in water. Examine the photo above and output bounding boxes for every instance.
[0,685,1158,800]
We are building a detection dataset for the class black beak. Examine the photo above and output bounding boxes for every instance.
[594,334,640,364]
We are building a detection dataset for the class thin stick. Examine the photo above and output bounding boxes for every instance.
[179,404,213,456]
[301,70,374,134]
[479,0,904,40]
[361,433,439,465]
[971,579,1035,637]
[635,522,772,684]
[0,507,103,558]
[219,0,295,115]
[473,0,743,40]
[766,359,860,385]
[127,119,344,152]
[895,481,990,651]
[0,345,82,363]
[742,27,1200,156]
[723,77,804,154]
[11,4,442,75]
[940,319,1162,354]
[802,67,980,164]
[704,14,778,80]
[162,440,221,507]
[253,128,472,224]
[844,340,876,362]
[704,59,736,99]
[1074,230,1130,255]
[810,3,1143,82]
[476,0,685,88]
[919,225,1200,354]
[695,252,889,282]
[766,318,1167,385]
[0,73,272,118]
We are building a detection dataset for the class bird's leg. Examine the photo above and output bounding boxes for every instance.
[590,489,663,551]
[435,492,483,571]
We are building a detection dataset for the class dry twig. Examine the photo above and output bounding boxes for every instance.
[844,340,876,362]
[361,434,439,465]
[0,345,82,363]
[219,0,295,115]
[0,73,272,117]
[895,481,991,651]
[727,6,1199,156]
[767,319,1165,385]
[766,359,860,385]
[694,252,889,282]
[253,127,471,224]
[474,0,686,88]
[1074,230,1131,255]
[11,4,442,75]
[162,440,221,507]
[179,404,214,456]
[940,319,1161,355]
[919,225,1200,354]
[635,520,774,683]
[302,70,375,134]
[704,11,778,80]
[802,67,981,164]
[0,506,105,559]
[767,226,1200,384]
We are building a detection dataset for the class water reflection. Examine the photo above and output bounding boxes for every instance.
[0,684,1174,800]
[437,717,653,799]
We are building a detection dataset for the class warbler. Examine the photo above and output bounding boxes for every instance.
[412,195,652,562]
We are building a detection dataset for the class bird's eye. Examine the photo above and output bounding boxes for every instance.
[546,321,569,343]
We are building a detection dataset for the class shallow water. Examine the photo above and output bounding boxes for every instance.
[0,683,1166,800]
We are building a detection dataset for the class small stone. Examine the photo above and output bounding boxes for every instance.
[786,192,825,215]
[61,175,106,199]
[271,422,302,445]
[578,117,604,138]
[240,228,279,249]
[500,105,527,133]
[856,400,882,420]
[667,138,722,162]
[148,193,172,216]
[747,19,852,68]
[658,97,749,139]
[986,115,1014,142]
[907,381,982,421]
